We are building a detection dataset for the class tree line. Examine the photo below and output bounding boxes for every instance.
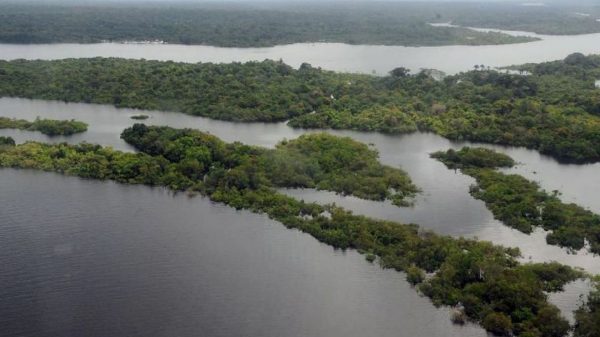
[0,2,537,47]
[2,54,600,162]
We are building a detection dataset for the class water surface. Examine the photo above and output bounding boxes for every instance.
[1,96,598,335]
[3,28,600,336]
[1,29,599,74]
[1,97,599,272]
[0,169,488,337]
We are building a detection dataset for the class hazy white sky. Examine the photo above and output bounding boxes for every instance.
[1,0,586,3]
[2,0,594,5]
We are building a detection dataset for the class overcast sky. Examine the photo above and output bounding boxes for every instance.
[0,0,589,3]
[2,0,595,5]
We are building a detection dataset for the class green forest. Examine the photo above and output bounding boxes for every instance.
[2,2,600,336]
[0,117,88,136]
[430,147,515,169]
[0,136,15,146]
[2,2,600,47]
[432,147,600,254]
[0,2,538,47]
[120,125,419,206]
[575,278,600,337]
[2,54,600,162]
[0,125,588,337]
[449,4,600,35]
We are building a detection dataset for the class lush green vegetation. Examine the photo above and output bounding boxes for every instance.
[3,2,599,48]
[449,4,600,36]
[431,147,515,170]
[0,124,416,206]
[433,147,600,254]
[0,124,585,336]
[575,278,600,337]
[291,55,600,163]
[0,58,354,122]
[0,122,412,203]
[0,136,15,147]
[0,117,87,136]
[0,2,537,47]
[119,125,418,205]
[2,54,600,162]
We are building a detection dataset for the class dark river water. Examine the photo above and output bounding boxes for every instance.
[1,169,490,337]
[0,96,598,336]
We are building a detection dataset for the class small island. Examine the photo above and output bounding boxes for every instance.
[0,117,88,136]
[431,147,515,170]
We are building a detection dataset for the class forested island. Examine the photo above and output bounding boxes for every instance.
[2,54,600,162]
[0,2,538,47]
[0,124,588,337]
[0,117,88,136]
[432,147,600,254]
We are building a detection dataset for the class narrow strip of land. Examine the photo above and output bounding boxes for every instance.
[0,117,87,136]
[432,147,600,254]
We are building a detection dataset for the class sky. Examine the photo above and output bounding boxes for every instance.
[1,0,590,2]
[2,0,595,5]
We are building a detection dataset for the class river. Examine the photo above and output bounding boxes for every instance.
[0,29,599,74]
[0,96,597,334]
[1,169,491,337]
[1,31,600,336]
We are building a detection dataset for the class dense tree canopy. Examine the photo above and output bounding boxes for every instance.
[2,54,600,162]
[431,147,515,170]
[575,278,600,337]
[433,147,600,254]
[0,125,584,337]
[449,4,600,36]
[0,2,538,47]
[119,124,418,205]
[0,136,15,147]
[0,58,355,122]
